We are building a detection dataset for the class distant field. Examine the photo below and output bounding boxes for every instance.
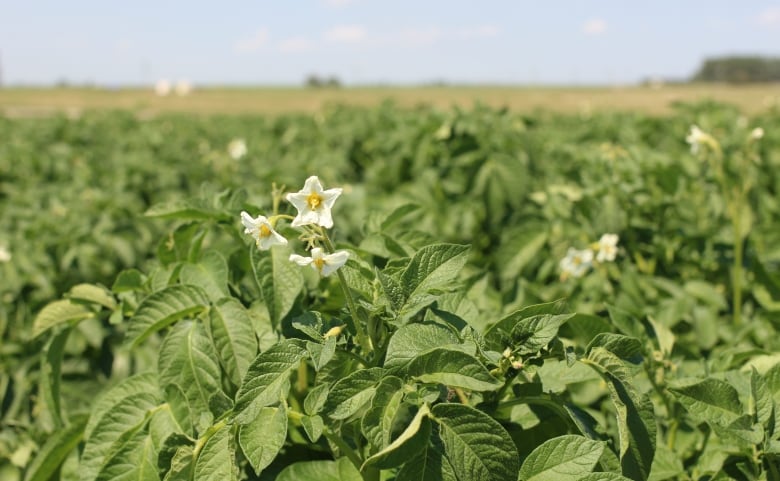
[1,84,779,116]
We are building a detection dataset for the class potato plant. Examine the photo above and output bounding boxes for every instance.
[2,101,780,480]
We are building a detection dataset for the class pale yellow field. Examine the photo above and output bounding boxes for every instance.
[1,84,779,117]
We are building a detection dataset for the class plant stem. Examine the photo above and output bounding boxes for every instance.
[320,230,372,356]
[733,195,743,327]
[322,427,364,475]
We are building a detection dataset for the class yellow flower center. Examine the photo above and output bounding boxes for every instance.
[307,192,323,210]
[258,224,272,238]
[313,257,325,271]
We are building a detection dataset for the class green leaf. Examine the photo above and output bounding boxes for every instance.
[577,474,633,481]
[751,368,774,430]
[584,348,656,481]
[276,458,362,481]
[384,323,464,372]
[95,429,158,481]
[307,337,337,371]
[388,244,471,321]
[158,320,223,419]
[252,244,303,327]
[85,373,159,439]
[606,305,645,340]
[23,415,87,481]
[125,285,209,347]
[431,403,519,481]
[239,404,287,476]
[669,378,743,427]
[325,368,384,420]
[378,269,406,312]
[38,328,70,430]
[483,300,569,351]
[193,423,236,481]
[301,415,324,442]
[395,433,458,481]
[161,444,194,481]
[112,269,145,293]
[363,404,432,469]
[406,348,501,392]
[518,435,605,481]
[67,283,117,309]
[646,316,675,356]
[362,377,405,450]
[648,443,685,481]
[180,251,230,302]
[144,198,230,221]
[303,383,330,415]
[495,225,548,286]
[234,339,308,424]
[32,299,93,338]
[586,334,643,364]
[207,298,258,386]
[80,392,160,481]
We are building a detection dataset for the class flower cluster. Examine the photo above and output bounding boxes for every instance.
[559,233,619,280]
[241,176,349,277]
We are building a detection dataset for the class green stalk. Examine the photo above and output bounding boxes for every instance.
[322,427,365,476]
[320,230,372,356]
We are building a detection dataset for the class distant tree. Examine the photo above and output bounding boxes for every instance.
[305,74,341,88]
[692,56,780,83]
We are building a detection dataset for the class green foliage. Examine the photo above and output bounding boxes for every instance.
[3,102,780,480]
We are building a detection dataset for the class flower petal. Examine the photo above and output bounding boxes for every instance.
[302,176,324,194]
[320,188,343,209]
[321,250,349,276]
[240,211,257,231]
[289,254,313,266]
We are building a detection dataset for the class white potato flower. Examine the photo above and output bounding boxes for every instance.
[595,233,619,263]
[751,127,764,140]
[285,176,342,228]
[289,247,349,277]
[240,211,287,250]
[228,139,247,160]
[559,248,594,279]
[685,125,707,154]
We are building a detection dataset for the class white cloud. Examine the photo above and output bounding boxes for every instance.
[278,36,314,53]
[321,0,358,8]
[756,7,780,27]
[582,18,607,35]
[234,29,270,53]
[456,25,502,39]
[324,25,367,43]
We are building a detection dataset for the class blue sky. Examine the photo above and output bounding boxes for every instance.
[1,1,779,86]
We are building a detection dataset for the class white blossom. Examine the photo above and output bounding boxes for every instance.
[240,211,287,250]
[559,248,594,279]
[289,247,348,277]
[595,233,619,263]
[685,125,707,154]
[0,245,10,263]
[751,127,765,140]
[228,139,247,160]
[285,176,342,228]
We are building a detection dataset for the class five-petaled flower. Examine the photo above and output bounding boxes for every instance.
[595,233,619,263]
[289,247,349,277]
[559,247,594,280]
[241,211,287,250]
[286,176,342,228]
